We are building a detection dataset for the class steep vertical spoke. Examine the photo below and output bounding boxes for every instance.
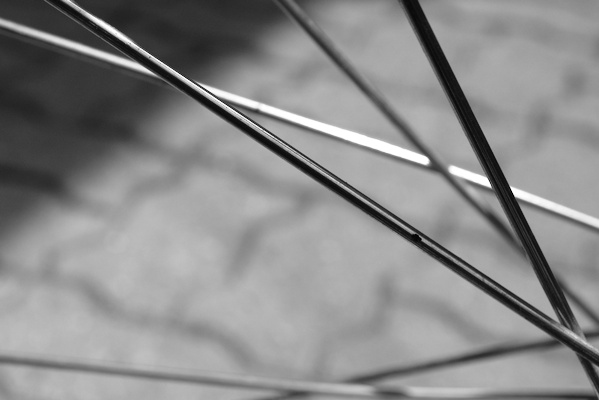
[399,0,599,394]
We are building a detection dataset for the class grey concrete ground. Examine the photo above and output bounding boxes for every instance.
[1,0,599,399]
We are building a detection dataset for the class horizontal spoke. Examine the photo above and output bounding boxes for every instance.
[0,352,594,399]
[1,17,597,235]
[350,330,599,382]
[247,331,599,400]
[41,0,599,365]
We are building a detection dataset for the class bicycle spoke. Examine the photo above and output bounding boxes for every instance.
[272,0,599,328]
[4,13,598,328]
[273,0,518,251]
[2,17,599,235]
[43,0,599,367]
[0,353,594,400]
[349,330,599,382]
[399,0,599,393]
[247,331,599,400]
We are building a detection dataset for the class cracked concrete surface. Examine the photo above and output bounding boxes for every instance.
[1,0,599,399]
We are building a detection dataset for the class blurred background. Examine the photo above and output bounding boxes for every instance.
[1,0,599,398]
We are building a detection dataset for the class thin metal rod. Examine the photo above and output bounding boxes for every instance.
[249,331,599,400]
[273,0,518,250]
[399,0,599,393]
[42,0,599,366]
[0,353,593,399]
[2,15,598,326]
[349,330,599,382]
[272,0,599,327]
[2,17,598,235]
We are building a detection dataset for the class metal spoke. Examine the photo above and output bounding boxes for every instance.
[272,0,599,327]
[273,0,517,250]
[349,330,599,382]
[0,352,594,400]
[2,17,598,235]
[399,0,599,393]
[42,0,599,367]
[0,1,597,397]
[44,0,599,364]
[248,331,599,400]
[6,11,599,354]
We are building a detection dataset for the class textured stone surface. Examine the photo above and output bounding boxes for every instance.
[0,0,599,399]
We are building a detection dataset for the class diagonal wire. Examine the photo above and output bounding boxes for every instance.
[249,330,599,400]
[0,352,594,399]
[398,0,599,394]
[272,0,518,251]
[5,17,598,326]
[41,0,599,366]
[350,330,599,382]
[3,16,599,328]
[271,0,599,326]
[17,1,599,396]
[2,17,599,237]
[0,4,594,399]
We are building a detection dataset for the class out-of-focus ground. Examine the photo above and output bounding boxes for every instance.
[0,0,599,398]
